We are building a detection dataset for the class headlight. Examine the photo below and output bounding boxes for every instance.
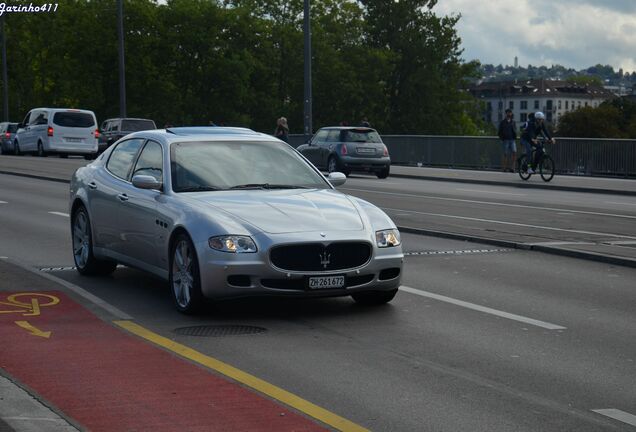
[208,235,257,253]
[376,229,401,248]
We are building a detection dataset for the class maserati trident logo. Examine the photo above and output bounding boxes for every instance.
[319,251,331,269]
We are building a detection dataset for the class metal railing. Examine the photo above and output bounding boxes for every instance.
[288,134,636,178]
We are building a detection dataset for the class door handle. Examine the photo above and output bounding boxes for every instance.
[117,193,129,202]
[88,181,97,190]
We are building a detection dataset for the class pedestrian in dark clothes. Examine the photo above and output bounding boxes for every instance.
[498,108,517,172]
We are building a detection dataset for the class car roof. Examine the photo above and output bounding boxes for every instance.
[123,127,280,145]
[318,126,376,132]
[103,117,155,122]
[29,107,96,115]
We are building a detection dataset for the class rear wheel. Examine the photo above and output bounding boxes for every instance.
[37,141,47,157]
[539,155,555,182]
[517,155,531,180]
[327,156,338,173]
[376,166,390,179]
[170,233,204,314]
[352,289,398,305]
[72,206,117,276]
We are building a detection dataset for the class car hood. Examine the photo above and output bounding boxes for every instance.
[187,189,365,234]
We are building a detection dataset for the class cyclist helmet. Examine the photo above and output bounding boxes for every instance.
[535,111,545,120]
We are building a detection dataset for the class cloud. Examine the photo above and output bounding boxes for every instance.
[433,0,636,72]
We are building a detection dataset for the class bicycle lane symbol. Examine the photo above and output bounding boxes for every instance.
[0,292,60,338]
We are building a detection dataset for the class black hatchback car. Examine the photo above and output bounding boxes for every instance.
[98,117,156,152]
[297,127,391,178]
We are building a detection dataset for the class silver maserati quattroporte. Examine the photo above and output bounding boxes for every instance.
[69,127,403,313]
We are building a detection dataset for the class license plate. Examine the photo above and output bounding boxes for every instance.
[356,147,375,154]
[65,137,83,143]
[308,275,345,289]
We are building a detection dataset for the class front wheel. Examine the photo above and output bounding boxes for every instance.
[539,155,555,182]
[14,141,21,156]
[352,289,398,305]
[72,206,117,275]
[517,155,531,180]
[170,233,204,314]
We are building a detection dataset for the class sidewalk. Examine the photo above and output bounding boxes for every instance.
[0,259,333,432]
[389,165,636,196]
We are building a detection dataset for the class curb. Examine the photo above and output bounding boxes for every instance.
[0,170,70,184]
[398,226,636,269]
[390,173,636,197]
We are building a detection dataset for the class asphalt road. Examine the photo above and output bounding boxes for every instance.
[1,170,636,431]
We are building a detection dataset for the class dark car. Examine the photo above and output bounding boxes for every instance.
[0,122,19,154]
[98,118,156,152]
[296,127,391,178]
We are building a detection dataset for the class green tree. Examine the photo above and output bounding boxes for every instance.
[557,105,624,138]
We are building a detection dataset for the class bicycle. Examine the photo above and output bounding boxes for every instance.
[517,138,555,182]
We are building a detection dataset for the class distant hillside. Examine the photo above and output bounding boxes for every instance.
[477,63,636,89]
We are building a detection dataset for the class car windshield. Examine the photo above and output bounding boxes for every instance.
[341,129,381,143]
[121,119,156,131]
[171,140,330,192]
[53,112,95,128]
[7,124,17,133]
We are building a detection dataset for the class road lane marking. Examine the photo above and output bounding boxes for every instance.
[593,409,636,427]
[456,188,527,196]
[342,188,636,220]
[115,320,369,432]
[48,211,69,217]
[399,286,567,330]
[383,207,636,240]
[0,200,7,204]
[605,201,636,206]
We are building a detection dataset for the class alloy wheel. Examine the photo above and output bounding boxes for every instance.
[72,210,90,269]
[172,239,194,308]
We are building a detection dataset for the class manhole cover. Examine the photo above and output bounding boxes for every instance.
[173,325,267,337]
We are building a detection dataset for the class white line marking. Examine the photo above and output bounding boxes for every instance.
[593,409,636,427]
[399,286,567,330]
[605,201,636,207]
[342,187,636,221]
[48,211,69,217]
[0,200,7,204]
[457,188,527,197]
[383,207,636,240]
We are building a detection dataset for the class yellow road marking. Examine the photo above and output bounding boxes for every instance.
[0,293,60,316]
[115,320,369,432]
[15,320,51,338]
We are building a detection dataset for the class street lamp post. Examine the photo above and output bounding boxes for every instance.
[117,0,127,117]
[1,17,9,121]
[303,0,312,142]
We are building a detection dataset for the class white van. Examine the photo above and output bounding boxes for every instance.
[15,108,99,158]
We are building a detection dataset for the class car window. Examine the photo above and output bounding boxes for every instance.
[326,130,340,142]
[52,112,96,128]
[132,141,163,182]
[24,111,33,126]
[311,130,329,143]
[106,138,145,180]
[121,119,156,131]
[171,140,329,192]
[7,124,17,133]
[341,129,381,143]
[111,122,119,132]
[101,121,109,131]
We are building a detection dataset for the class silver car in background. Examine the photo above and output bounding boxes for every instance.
[69,127,403,313]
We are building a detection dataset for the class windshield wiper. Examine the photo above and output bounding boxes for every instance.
[176,186,220,192]
[229,183,309,190]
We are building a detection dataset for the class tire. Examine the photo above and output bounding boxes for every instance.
[169,233,204,314]
[59,153,68,158]
[517,155,531,180]
[352,288,398,305]
[14,141,21,156]
[72,206,117,276]
[539,155,555,182]
[327,156,338,173]
[376,166,390,179]
[37,141,47,157]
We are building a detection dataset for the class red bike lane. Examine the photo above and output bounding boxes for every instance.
[0,291,328,431]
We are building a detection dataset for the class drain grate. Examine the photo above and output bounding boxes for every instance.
[173,325,267,337]
[404,248,512,257]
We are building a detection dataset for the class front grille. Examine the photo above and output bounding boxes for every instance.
[270,242,372,272]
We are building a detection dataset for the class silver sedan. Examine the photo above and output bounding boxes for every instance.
[69,127,403,313]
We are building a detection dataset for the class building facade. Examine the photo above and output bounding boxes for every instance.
[470,79,615,129]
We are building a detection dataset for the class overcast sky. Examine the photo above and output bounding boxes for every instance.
[432,0,636,72]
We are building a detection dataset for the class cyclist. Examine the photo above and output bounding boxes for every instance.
[520,111,554,174]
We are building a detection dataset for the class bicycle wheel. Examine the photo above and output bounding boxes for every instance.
[540,155,555,182]
[517,155,531,180]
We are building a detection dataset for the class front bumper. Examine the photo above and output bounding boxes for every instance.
[195,231,403,300]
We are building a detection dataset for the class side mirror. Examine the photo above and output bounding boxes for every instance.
[132,174,162,191]
[327,172,346,187]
